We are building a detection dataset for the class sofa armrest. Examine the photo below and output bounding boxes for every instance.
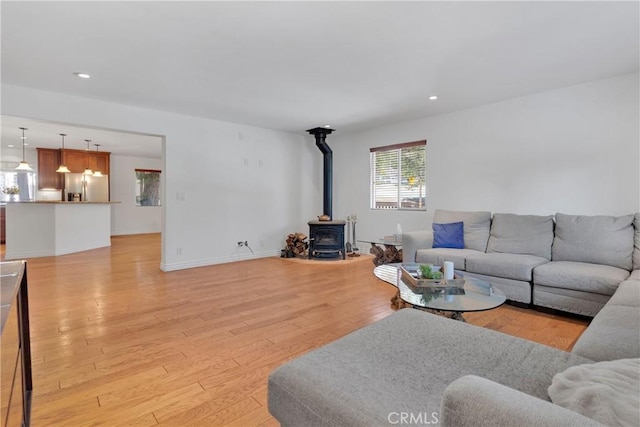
[402,231,433,263]
[440,375,603,427]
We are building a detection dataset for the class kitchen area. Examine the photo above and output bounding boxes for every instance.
[3,134,116,259]
[1,117,163,259]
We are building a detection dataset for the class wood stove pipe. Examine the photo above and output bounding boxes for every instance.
[307,127,335,219]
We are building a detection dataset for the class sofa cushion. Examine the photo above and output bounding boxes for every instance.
[607,280,640,307]
[548,358,640,427]
[458,271,532,304]
[534,261,629,296]
[466,253,549,282]
[433,210,491,252]
[552,213,634,270]
[487,213,554,259]
[433,221,464,249]
[441,375,603,427]
[572,304,640,361]
[533,285,609,317]
[416,248,482,270]
[634,213,640,270]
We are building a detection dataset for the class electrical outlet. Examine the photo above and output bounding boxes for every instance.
[176,247,182,256]
[237,241,244,247]
[244,240,248,247]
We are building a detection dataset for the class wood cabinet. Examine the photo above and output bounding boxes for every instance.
[1,206,5,244]
[62,150,87,173]
[89,152,110,175]
[1,261,32,427]
[37,148,111,199]
[37,148,111,188]
[36,148,63,190]
[60,149,110,174]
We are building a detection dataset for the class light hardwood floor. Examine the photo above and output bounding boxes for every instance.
[3,234,589,426]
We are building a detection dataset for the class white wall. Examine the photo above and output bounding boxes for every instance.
[110,154,163,236]
[2,84,322,271]
[0,146,36,167]
[332,73,640,239]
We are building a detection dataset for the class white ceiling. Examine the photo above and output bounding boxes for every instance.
[1,1,638,149]
[1,115,163,159]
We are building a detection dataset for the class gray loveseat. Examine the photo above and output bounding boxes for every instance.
[402,210,640,317]
[268,210,640,426]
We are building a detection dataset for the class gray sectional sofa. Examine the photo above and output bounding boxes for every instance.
[267,209,640,426]
[268,273,639,426]
[403,210,640,317]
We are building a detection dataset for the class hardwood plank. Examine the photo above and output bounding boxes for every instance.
[2,233,589,426]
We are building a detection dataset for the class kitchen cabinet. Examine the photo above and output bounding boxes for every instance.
[60,149,110,175]
[36,148,63,190]
[1,261,32,427]
[89,152,110,175]
[61,149,90,173]
[1,206,5,244]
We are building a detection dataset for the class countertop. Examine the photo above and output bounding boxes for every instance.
[1,261,25,332]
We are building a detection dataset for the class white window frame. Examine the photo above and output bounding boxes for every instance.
[370,140,426,211]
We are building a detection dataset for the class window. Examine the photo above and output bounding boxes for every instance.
[135,169,161,206]
[0,162,36,202]
[370,140,426,210]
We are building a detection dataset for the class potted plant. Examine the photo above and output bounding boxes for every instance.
[3,186,20,201]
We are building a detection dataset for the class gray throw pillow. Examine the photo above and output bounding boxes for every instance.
[487,213,554,259]
[433,210,491,252]
[552,213,634,270]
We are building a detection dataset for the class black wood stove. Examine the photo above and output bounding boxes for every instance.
[308,220,346,260]
[307,127,345,260]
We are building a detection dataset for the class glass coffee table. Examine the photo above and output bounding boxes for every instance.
[374,263,506,321]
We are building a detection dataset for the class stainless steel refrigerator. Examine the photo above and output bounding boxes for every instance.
[65,173,109,202]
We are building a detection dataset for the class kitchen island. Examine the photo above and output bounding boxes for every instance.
[4,201,119,259]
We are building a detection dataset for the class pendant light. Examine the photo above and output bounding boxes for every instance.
[15,127,33,171]
[92,144,103,177]
[83,139,93,175]
[56,133,71,173]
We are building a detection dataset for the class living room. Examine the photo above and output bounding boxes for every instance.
[3,2,638,270]
[1,1,638,426]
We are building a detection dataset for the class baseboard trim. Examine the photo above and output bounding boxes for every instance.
[4,242,111,260]
[160,250,280,272]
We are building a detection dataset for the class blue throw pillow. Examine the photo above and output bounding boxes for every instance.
[432,222,464,249]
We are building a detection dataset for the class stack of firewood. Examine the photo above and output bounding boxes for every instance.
[284,232,308,258]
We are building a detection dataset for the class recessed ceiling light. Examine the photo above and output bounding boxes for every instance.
[8,144,14,148]
[74,72,91,79]
[429,95,438,101]
[323,124,332,128]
